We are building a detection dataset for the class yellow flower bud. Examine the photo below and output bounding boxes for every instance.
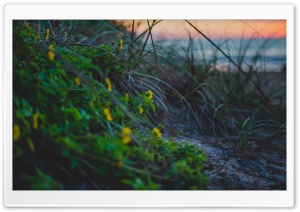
[153,127,162,138]
[47,45,55,60]
[122,127,131,144]
[74,77,81,86]
[125,92,129,101]
[104,108,113,121]
[47,51,55,60]
[13,124,21,141]
[105,78,112,92]
[45,28,50,40]
[119,39,123,50]
[138,105,143,114]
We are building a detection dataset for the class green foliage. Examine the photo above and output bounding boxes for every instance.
[23,169,59,190]
[13,20,208,190]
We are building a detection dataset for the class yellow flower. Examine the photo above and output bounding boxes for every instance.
[74,77,81,86]
[138,105,143,114]
[49,44,54,50]
[125,93,129,101]
[48,44,55,60]
[13,124,21,141]
[153,127,162,138]
[25,22,30,29]
[122,127,131,144]
[45,28,50,40]
[48,51,55,60]
[119,39,123,50]
[104,108,113,121]
[105,78,112,92]
[33,113,39,130]
[146,90,153,99]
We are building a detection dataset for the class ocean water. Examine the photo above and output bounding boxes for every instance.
[154,38,286,72]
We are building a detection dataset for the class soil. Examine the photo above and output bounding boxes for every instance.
[172,128,286,190]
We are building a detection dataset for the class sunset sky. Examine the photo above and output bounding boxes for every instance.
[125,20,286,40]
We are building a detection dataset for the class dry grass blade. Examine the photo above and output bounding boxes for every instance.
[254,123,286,152]
[132,72,206,141]
[185,20,272,106]
[147,20,159,71]
[128,20,135,71]
[133,20,163,43]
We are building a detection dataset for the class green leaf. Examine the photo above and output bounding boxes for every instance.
[70,158,78,170]
[60,137,83,155]
[149,101,156,112]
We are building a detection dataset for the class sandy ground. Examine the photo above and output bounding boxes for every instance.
[256,71,286,104]
[170,126,286,190]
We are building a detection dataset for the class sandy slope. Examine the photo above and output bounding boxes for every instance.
[173,132,286,190]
